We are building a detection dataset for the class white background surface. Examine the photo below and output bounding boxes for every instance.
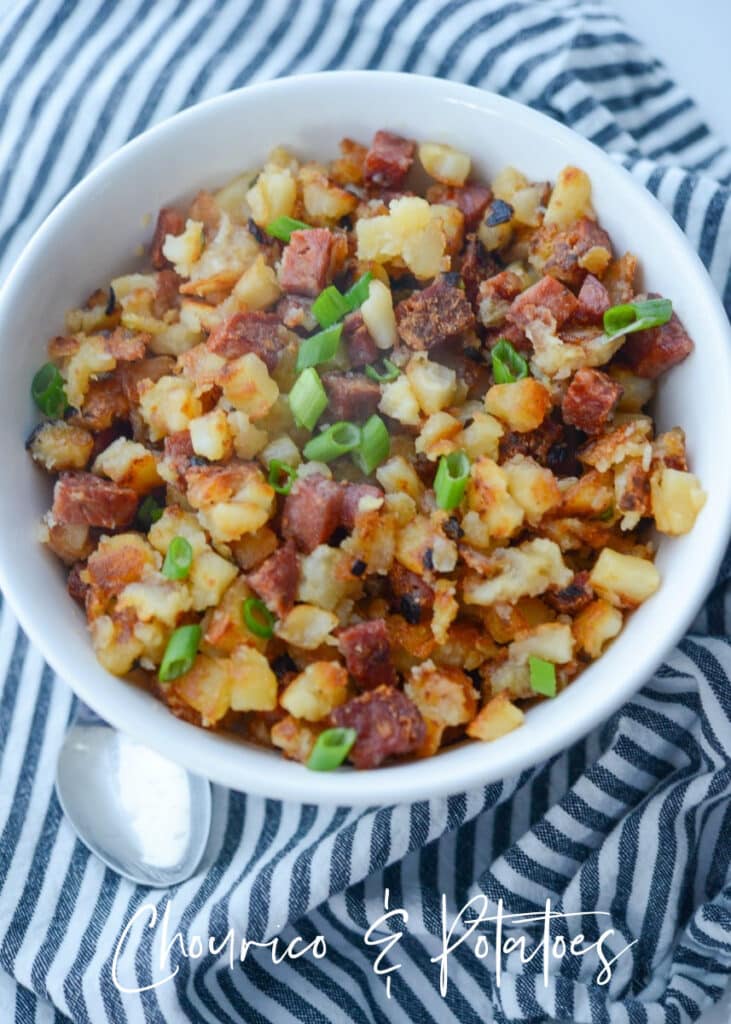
[606,4,731,1020]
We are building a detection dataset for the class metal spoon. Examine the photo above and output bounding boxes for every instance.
[56,704,212,887]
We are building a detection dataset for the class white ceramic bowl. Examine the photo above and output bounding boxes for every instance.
[1,71,729,806]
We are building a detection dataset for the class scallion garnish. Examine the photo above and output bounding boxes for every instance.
[529,656,557,698]
[289,367,329,431]
[311,285,351,329]
[491,339,529,384]
[268,459,298,495]
[603,298,672,339]
[136,495,163,530]
[343,271,373,311]
[353,414,390,475]
[296,323,343,372]
[434,451,470,510]
[158,624,201,682]
[31,363,68,418]
[242,597,275,639]
[265,215,312,242]
[365,358,400,383]
[162,536,193,580]
[307,727,357,771]
[303,421,362,463]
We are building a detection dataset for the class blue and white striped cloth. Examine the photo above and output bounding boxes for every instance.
[1,2,730,1021]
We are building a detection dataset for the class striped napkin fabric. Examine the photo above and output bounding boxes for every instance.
[1,1,730,1021]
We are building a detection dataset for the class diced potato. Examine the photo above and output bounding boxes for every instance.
[503,455,561,524]
[150,321,201,357]
[406,353,457,414]
[384,492,417,526]
[162,219,205,277]
[149,506,208,556]
[396,515,457,575]
[138,375,203,441]
[229,527,279,573]
[492,166,529,202]
[650,467,706,536]
[280,661,348,721]
[40,518,94,565]
[117,577,192,626]
[189,409,233,462]
[229,645,278,711]
[376,455,422,500]
[588,548,660,608]
[580,420,652,474]
[297,545,358,612]
[356,197,447,279]
[414,411,462,460]
[466,693,525,742]
[226,410,269,459]
[189,549,238,611]
[179,297,224,334]
[360,278,398,350]
[201,575,260,652]
[299,163,358,224]
[29,421,94,472]
[215,170,258,223]
[93,437,161,494]
[509,622,574,666]
[259,433,301,469]
[573,599,623,658]
[230,254,281,311]
[485,378,551,433]
[458,412,503,462]
[419,142,471,186]
[511,184,545,228]
[246,166,297,227]
[406,659,477,729]
[65,336,116,408]
[544,166,594,229]
[525,317,588,380]
[463,537,572,606]
[270,715,322,763]
[173,654,231,726]
[467,458,525,539]
[430,204,465,255]
[275,605,339,650]
[379,374,421,427]
[91,614,145,676]
[341,508,398,575]
[431,579,459,645]
[220,352,279,419]
[558,469,613,518]
[198,498,272,544]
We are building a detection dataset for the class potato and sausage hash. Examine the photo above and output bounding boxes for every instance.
[28,131,706,770]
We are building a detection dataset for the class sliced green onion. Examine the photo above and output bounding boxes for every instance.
[434,451,470,510]
[162,535,193,580]
[242,597,275,639]
[529,656,557,698]
[289,367,329,431]
[158,624,201,682]
[343,271,373,311]
[603,298,672,339]
[303,421,361,463]
[31,363,68,418]
[353,414,390,475]
[268,459,298,495]
[265,215,312,242]
[491,339,529,384]
[599,505,615,522]
[307,727,357,771]
[296,323,343,372]
[136,495,163,530]
[311,285,351,329]
[365,358,400,383]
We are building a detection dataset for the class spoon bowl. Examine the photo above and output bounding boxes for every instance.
[56,723,212,888]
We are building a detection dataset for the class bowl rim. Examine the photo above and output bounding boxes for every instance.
[1,69,730,806]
